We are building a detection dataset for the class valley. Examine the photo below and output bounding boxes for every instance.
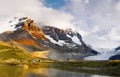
[0,17,120,77]
[0,0,120,77]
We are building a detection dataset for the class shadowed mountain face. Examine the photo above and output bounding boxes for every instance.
[109,46,120,60]
[0,17,98,60]
[109,54,120,60]
[115,46,120,52]
[41,26,98,60]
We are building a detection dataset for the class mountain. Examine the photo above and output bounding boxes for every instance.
[109,46,120,60]
[114,46,120,53]
[0,17,48,51]
[109,54,120,60]
[0,17,98,60]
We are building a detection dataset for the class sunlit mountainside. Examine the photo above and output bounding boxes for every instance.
[0,17,98,60]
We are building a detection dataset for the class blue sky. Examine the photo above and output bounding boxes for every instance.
[45,0,65,9]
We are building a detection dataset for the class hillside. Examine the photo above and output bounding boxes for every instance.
[0,17,98,60]
[0,41,33,62]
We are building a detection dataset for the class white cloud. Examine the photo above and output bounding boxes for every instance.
[63,0,120,48]
[85,0,89,4]
[0,0,120,48]
[115,1,120,11]
[108,27,120,41]
[0,0,74,30]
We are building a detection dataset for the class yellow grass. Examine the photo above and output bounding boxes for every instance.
[0,41,10,46]
[109,60,120,62]
[31,51,49,58]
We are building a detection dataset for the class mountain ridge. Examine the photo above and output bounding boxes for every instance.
[0,17,98,60]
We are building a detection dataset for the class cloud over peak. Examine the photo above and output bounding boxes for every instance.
[0,0,120,48]
[63,0,120,48]
[0,0,74,30]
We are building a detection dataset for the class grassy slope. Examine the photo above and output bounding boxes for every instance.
[0,41,33,61]
[31,51,49,58]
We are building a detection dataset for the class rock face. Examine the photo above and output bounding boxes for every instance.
[41,26,98,60]
[109,54,120,60]
[0,17,98,60]
[114,46,120,53]
[0,18,48,51]
[109,46,120,60]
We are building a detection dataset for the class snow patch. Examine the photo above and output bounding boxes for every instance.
[0,17,27,33]
[0,20,18,33]
[115,48,120,54]
[85,50,116,60]
[45,35,77,48]
[67,35,82,45]
[45,35,66,46]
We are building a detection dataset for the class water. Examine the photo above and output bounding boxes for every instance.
[0,65,112,77]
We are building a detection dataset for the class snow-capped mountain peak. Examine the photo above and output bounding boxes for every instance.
[0,17,27,33]
[42,26,83,47]
[0,17,98,60]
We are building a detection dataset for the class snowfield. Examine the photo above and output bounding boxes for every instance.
[85,48,116,60]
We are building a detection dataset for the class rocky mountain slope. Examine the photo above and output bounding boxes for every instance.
[114,46,120,53]
[0,17,98,60]
[109,46,120,60]
[109,54,120,60]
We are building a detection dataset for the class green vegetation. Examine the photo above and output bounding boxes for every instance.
[0,43,33,64]
[47,60,120,76]
[0,48,32,60]
[1,41,120,76]
[0,45,12,50]
[51,60,120,68]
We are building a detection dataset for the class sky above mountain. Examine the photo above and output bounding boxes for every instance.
[0,0,120,48]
